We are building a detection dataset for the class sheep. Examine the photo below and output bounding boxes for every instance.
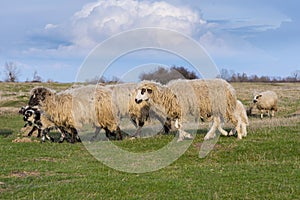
[134,79,240,141]
[19,105,72,142]
[134,81,194,142]
[105,83,158,138]
[19,105,42,138]
[28,85,122,143]
[252,90,278,119]
[106,83,150,126]
[166,79,238,140]
[28,86,82,143]
[228,100,249,139]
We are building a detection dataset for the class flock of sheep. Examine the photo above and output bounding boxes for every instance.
[19,78,278,143]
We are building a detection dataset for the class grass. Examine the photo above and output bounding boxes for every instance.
[0,114,299,199]
[0,82,300,199]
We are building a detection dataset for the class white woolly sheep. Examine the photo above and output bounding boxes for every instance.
[107,83,150,126]
[167,79,239,140]
[228,100,249,139]
[134,79,240,141]
[134,80,194,142]
[252,90,278,119]
[28,85,123,142]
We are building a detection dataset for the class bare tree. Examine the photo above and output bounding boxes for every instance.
[32,70,42,82]
[3,62,20,82]
[291,70,300,81]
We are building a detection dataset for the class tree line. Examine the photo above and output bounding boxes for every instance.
[219,69,300,83]
[2,61,299,83]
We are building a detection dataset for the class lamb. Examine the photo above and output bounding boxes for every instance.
[228,100,249,139]
[252,90,278,119]
[134,79,240,141]
[28,85,122,143]
[19,105,72,142]
[19,105,42,138]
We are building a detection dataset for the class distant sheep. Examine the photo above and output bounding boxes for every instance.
[252,90,278,119]
[228,100,249,139]
[134,79,240,141]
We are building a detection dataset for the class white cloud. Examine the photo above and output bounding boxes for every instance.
[20,0,293,73]
[68,0,206,48]
[44,23,58,30]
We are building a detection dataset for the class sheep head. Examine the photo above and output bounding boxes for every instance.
[29,87,54,107]
[134,82,156,104]
[253,94,262,103]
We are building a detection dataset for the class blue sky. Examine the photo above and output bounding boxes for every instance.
[0,0,299,82]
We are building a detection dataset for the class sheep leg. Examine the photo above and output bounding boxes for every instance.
[27,126,38,137]
[241,122,247,137]
[58,127,66,143]
[116,127,122,140]
[36,128,41,138]
[215,117,228,136]
[68,128,77,143]
[204,118,218,140]
[236,122,243,140]
[132,119,145,138]
[90,126,101,141]
[41,128,54,143]
[271,110,275,118]
[70,128,81,143]
[228,128,236,136]
[176,119,193,142]
[133,124,142,138]
[260,110,264,119]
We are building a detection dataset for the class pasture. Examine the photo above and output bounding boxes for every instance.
[0,82,299,199]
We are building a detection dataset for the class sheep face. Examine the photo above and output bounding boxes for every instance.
[135,87,153,104]
[23,109,35,124]
[253,94,262,103]
[29,87,53,106]
[19,106,29,115]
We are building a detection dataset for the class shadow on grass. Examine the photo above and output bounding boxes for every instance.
[0,129,13,137]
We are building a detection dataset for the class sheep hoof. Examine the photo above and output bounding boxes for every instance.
[76,137,82,143]
[185,134,194,140]
[177,136,184,142]
[204,135,215,141]
[129,136,138,140]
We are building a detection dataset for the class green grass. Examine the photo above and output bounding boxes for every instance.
[0,114,299,199]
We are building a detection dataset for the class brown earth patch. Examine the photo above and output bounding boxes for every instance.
[9,171,40,178]
[12,137,39,143]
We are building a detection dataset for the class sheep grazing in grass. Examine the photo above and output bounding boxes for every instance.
[134,79,240,141]
[251,90,278,119]
[228,100,249,139]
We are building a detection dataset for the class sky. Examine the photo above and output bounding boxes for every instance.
[0,0,299,82]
